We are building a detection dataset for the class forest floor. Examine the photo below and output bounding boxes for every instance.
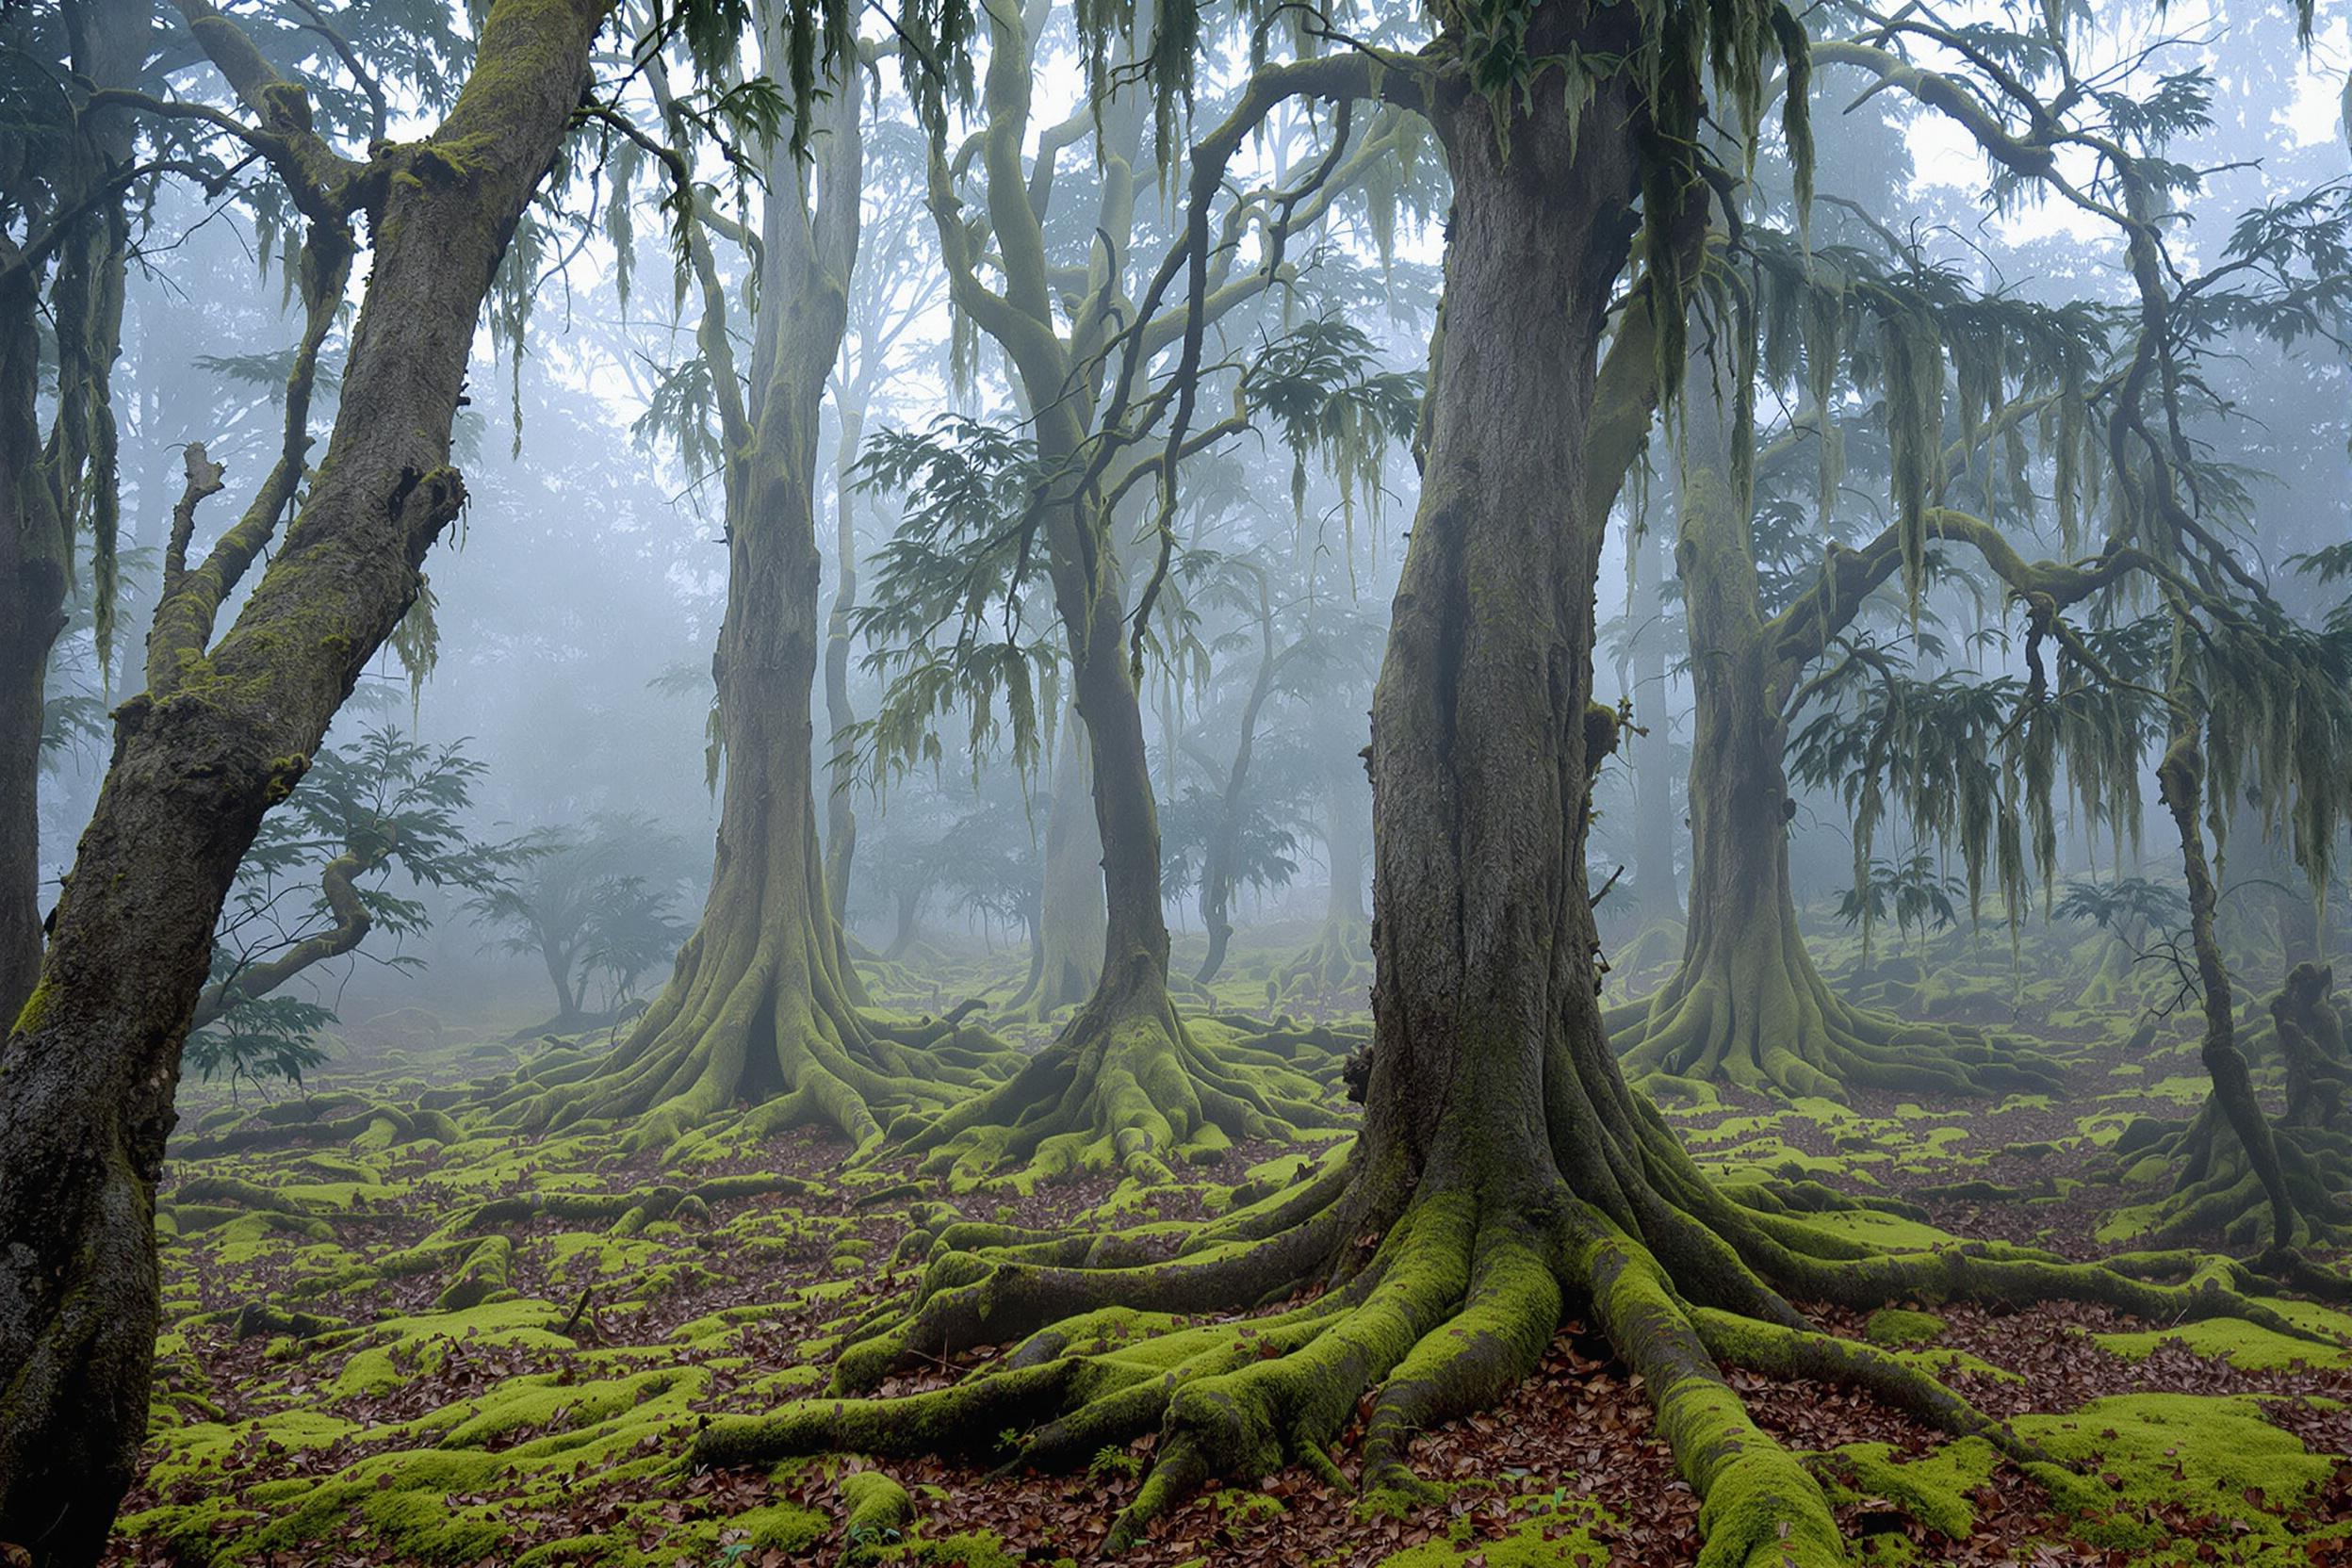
[106,921,2352,1568]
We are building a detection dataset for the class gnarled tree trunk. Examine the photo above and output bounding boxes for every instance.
[0,6,614,1559]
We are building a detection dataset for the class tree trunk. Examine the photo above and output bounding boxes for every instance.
[1195,588,1277,984]
[823,407,862,925]
[1625,514,1683,925]
[0,280,65,1030]
[0,7,614,1559]
[1012,710,1103,1015]
[1279,751,1371,1004]
[0,0,141,1028]
[492,42,1008,1155]
[1609,364,2051,1100]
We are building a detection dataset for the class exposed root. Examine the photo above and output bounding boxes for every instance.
[2111,1101,2352,1254]
[1275,916,1373,1011]
[479,916,1019,1156]
[680,1120,2346,1567]
[890,987,1349,1186]
[172,1099,460,1158]
[1610,956,2062,1102]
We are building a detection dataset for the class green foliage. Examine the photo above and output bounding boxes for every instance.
[1834,853,1963,952]
[184,995,335,1096]
[847,416,1062,788]
[194,728,527,1080]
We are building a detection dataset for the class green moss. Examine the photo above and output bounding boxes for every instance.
[1862,1308,1947,1348]
[1820,1434,2001,1541]
[2015,1393,2341,1558]
[2092,1314,2352,1371]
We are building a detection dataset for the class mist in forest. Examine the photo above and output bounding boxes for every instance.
[6,0,2352,1563]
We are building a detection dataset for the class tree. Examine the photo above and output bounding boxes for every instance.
[0,1,629,1557]
[0,0,148,1024]
[1609,276,2073,1100]
[487,10,1014,1156]
[683,8,2319,1565]
[469,810,691,1035]
[847,41,1414,1176]
[1806,3,2352,1263]
[189,725,521,1033]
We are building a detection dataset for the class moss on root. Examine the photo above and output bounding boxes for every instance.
[889,990,1349,1188]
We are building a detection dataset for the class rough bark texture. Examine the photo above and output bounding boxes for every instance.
[0,6,614,1559]
[1610,377,2053,1101]
[493,37,1007,1157]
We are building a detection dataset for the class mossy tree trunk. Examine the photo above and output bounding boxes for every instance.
[0,268,67,1031]
[1610,369,2052,1101]
[496,31,1004,1157]
[691,35,2306,1560]
[0,0,143,1027]
[895,3,1348,1178]
[0,5,615,1559]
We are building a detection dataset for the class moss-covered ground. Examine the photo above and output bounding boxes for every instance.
[107,919,2352,1567]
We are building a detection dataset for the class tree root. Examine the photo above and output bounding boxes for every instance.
[890,989,1349,1186]
[679,1129,2345,1566]
[172,1100,460,1158]
[1274,916,1372,1011]
[478,918,1021,1156]
[1609,961,2062,1102]
[2110,1100,2352,1257]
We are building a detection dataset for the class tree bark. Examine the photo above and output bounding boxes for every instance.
[1011,710,1103,1015]
[0,5,614,1559]
[493,26,1011,1155]
[0,275,66,1031]
[1610,366,2052,1099]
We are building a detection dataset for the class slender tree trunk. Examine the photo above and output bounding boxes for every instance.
[1195,590,1277,983]
[0,8,614,1559]
[823,409,862,924]
[0,284,65,1029]
[0,0,141,1027]
[496,35,1010,1154]
[1625,515,1682,925]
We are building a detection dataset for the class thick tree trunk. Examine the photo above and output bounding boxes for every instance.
[0,7,614,1560]
[494,50,1008,1155]
[1610,368,2051,1099]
